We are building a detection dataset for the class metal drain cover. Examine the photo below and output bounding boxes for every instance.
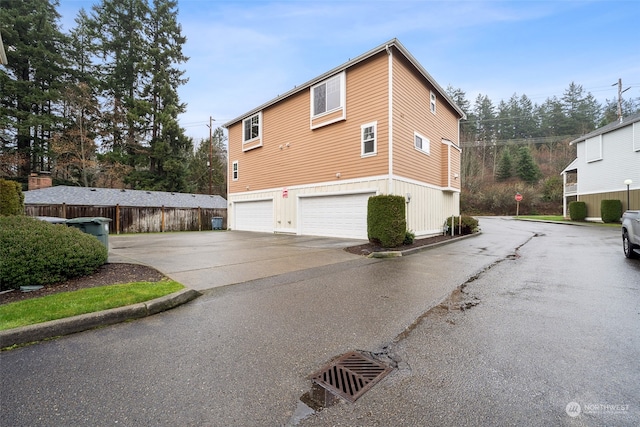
[310,351,392,403]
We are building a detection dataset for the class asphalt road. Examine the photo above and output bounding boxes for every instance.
[1,218,638,426]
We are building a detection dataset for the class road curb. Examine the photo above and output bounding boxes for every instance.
[0,288,201,348]
[368,232,481,258]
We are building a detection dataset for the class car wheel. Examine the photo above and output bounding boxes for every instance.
[623,230,638,259]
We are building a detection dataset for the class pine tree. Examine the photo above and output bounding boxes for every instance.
[515,146,541,184]
[0,0,68,176]
[495,147,513,181]
[86,0,151,165]
[144,0,190,191]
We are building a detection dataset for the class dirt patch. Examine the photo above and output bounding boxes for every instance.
[0,263,167,305]
[344,234,457,256]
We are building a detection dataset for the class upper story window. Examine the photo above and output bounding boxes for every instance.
[242,112,262,151]
[312,73,344,116]
[415,132,430,155]
[232,161,238,181]
[430,91,437,114]
[361,122,377,156]
[310,72,346,129]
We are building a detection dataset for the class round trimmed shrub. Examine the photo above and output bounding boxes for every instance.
[0,216,108,290]
[569,201,587,221]
[601,199,622,223]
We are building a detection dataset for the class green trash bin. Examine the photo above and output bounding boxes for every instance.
[66,217,112,249]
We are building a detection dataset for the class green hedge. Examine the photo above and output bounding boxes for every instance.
[0,179,24,216]
[569,201,587,221]
[367,195,406,248]
[445,215,479,235]
[601,199,622,223]
[0,216,108,290]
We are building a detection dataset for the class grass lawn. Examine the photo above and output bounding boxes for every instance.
[0,280,184,331]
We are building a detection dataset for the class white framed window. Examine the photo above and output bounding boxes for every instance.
[634,122,640,152]
[430,91,437,114]
[311,72,345,117]
[242,112,262,150]
[232,161,238,181]
[361,122,377,156]
[414,132,430,155]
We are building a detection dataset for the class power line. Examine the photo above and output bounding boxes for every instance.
[460,135,581,148]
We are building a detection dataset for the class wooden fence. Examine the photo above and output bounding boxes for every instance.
[25,204,227,234]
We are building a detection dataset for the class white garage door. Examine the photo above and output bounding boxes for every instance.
[299,193,374,239]
[234,200,273,233]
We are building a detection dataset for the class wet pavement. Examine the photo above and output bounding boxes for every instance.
[1,218,638,426]
[107,231,366,291]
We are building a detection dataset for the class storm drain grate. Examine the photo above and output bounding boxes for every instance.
[310,351,392,403]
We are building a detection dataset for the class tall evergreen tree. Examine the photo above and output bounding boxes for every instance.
[186,128,227,196]
[0,0,68,176]
[86,0,151,164]
[495,147,513,181]
[515,146,541,184]
[561,82,600,135]
[143,0,190,191]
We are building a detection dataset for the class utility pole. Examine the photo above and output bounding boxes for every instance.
[613,78,630,123]
[207,116,215,195]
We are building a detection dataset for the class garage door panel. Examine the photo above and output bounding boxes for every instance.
[235,200,273,233]
[300,193,374,239]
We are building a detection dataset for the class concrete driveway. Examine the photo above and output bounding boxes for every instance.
[108,231,366,291]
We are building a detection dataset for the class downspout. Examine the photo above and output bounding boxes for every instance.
[386,44,394,194]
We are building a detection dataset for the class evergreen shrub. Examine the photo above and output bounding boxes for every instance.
[569,201,587,221]
[600,199,622,223]
[0,216,108,290]
[367,195,406,247]
[0,179,24,216]
[404,229,415,245]
[445,215,479,235]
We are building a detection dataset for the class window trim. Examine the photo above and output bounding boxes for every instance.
[430,91,437,114]
[310,71,346,118]
[414,131,430,155]
[361,121,377,157]
[232,161,239,181]
[242,112,262,151]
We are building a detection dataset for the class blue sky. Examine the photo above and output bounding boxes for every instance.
[57,0,640,140]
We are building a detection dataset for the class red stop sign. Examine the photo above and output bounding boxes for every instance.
[515,193,523,202]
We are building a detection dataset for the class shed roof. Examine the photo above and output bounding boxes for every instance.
[24,186,227,209]
[223,38,466,128]
[569,112,640,145]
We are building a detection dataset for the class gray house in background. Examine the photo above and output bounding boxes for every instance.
[561,113,640,219]
[25,186,227,233]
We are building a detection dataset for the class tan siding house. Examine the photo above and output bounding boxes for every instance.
[224,39,466,239]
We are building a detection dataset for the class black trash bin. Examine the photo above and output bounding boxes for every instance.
[211,217,223,230]
[66,217,112,248]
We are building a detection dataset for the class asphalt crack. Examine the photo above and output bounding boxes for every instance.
[386,231,541,364]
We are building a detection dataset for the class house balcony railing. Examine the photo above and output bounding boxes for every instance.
[564,183,577,196]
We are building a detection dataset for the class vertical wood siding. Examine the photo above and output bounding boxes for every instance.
[579,189,640,219]
[394,178,459,236]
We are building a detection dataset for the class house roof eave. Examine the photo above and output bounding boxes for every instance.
[569,112,640,145]
[222,38,466,128]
